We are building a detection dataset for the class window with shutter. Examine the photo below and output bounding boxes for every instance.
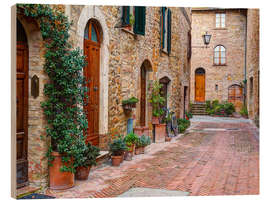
[161,7,171,54]
[167,8,171,54]
[122,6,130,26]
[133,6,146,35]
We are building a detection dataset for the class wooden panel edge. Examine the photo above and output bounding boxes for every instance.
[11,4,17,199]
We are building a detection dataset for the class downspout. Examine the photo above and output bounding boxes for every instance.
[244,10,247,106]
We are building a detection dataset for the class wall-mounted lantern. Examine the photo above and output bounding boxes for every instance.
[202,31,212,46]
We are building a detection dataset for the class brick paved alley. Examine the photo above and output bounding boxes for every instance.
[46,116,259,198]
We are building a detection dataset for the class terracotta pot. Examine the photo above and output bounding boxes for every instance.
[135,147,141,155]
[141,146,145,154]
[124,151,133,161]
[49,151,74,190]
[155,123,166,143]
[111,155,122,166]
[75,166,91,180]
[165,136,172,142]
[130,103,137,108]
[121,151,125,163]
[152,116,160,125]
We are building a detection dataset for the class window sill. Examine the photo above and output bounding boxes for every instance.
[213,64,227,66]
[161,49,169,56]
[121,27,137,38]
[213,28,227,30]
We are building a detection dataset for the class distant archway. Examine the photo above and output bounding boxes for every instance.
[228,84,243,112]
[159,76,171,120]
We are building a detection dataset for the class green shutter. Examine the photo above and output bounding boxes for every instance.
[167,8,171,54]
[161,7,166,49]
[122,6,130,26]
[134,6,146,35]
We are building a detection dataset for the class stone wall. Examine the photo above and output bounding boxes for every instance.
[67,5,192,142]
[246,9,260,123]
[191,9,246,104]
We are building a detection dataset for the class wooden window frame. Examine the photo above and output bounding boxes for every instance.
[214,45,226,66]
[215,13,226,28]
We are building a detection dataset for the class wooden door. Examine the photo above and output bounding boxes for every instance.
[16,41,29,187]
[195,73,205,102]
[228,85,243,112]
[84,21,100,146]
[140,65,146,126]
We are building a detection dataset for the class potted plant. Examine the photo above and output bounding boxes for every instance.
[122,97,139,114]
[18,4,90,190]
[123,132,139,160]
[149,81,165,124]
[74,141,100,180]
[240,105,249,118]
[135,135,151,154]
[109,136,127,166]
[122,97,139,108]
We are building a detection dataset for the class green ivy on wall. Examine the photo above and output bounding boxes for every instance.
[17,4,88,173]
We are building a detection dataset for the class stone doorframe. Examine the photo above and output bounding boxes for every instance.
[135,59,153,128]
[17,15,48,188]
[76,6,109,135]
[157,72,173,110]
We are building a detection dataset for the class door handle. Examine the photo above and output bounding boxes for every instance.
[93,86,98,91]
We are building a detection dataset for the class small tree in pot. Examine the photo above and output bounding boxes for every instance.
[74,139,100,180]
[149,81,165,124]
[109,136,127,166]
[123,132,139,160]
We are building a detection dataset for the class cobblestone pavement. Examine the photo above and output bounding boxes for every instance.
[46,116,259,198]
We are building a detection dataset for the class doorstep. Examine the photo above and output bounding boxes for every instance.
[94,151,110,169]
[16,185,42,199]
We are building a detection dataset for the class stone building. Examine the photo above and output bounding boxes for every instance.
[190,8,247,111]
[190,8,259,118]
[246,9,259,125]
[14,5,191,190]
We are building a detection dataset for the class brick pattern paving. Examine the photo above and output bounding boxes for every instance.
[46,120,259,198]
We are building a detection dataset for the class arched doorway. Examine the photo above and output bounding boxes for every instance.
[84,20,101,146]
[159,76,171,119]
[195,68,205,102]
[228,84,243,112]
[16,19,29,188]
[140,64,147,126]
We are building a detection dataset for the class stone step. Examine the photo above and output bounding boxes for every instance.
[91,151,110,171]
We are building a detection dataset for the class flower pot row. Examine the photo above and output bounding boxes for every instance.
[110,134,151,167]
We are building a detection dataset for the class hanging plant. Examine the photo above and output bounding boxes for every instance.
[17,4,88,173]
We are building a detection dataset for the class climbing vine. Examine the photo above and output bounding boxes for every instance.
[17,4,88,172]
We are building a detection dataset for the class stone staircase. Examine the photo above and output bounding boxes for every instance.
[191,103,208,115]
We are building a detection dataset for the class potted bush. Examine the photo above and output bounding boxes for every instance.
[123,132,139,160]
[135,135,151,154]
[122,97,139,113]
[109,136,127,166]
[74,141,100,180]
[18,5,89,190]
[177,118,191,133]
[149,81,165,124]
[240,105,249,118]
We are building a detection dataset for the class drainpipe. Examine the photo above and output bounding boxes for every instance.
[243,10,248,106]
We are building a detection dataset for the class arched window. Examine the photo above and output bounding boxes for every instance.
[214,45,226,65]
